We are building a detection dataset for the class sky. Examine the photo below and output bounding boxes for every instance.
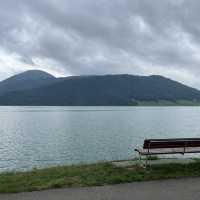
[1,0,200,88]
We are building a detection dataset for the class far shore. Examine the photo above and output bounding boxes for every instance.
[1,100,200,107]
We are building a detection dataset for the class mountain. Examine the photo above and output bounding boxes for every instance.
[0,73,200,106]
[0,70,56,96]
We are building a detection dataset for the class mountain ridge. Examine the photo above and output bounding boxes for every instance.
[0,71,200,106]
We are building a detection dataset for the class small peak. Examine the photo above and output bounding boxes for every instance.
[19,70,55,78]
[5,70,55,82]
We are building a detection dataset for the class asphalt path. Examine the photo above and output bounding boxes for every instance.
[1,178,200,200]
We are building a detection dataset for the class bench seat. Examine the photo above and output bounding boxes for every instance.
[135,147,200,155]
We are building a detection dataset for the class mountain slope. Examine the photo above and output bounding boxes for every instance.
[0,70,56,96]
[0,74,200,106]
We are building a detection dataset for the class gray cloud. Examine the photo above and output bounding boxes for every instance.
[1,0,200,88]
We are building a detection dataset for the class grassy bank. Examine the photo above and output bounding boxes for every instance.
[1,161,200,193]
[131,100,200,106]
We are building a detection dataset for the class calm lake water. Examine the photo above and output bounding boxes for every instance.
[0,106,200,172]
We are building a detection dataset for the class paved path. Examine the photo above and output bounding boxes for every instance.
[112,158,196,167]
[1,178,200,200]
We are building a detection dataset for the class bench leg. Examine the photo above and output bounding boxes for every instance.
[145,155,148,168]
[137,153,143,167]
[139,154,147,168]
[136,151,147,168]
[139,153,141,163]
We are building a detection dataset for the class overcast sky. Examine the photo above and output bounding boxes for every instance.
[1,0,200,88]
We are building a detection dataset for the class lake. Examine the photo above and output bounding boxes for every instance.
[0,106,200,172]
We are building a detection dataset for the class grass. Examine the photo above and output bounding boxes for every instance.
[146,156,159,160]
[1,160,200,193]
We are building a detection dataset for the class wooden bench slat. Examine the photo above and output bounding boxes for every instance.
[145,138,200,141]
[143,139,200,149]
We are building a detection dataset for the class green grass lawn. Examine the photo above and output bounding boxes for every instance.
[1,161,200,193]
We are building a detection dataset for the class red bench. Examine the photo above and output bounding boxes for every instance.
[135,138,200,166]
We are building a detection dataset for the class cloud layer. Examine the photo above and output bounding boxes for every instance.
[1,0,200,88]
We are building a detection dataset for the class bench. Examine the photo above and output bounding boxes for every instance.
[135,138,200,166]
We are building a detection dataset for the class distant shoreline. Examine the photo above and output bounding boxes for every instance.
[1,100,200,107]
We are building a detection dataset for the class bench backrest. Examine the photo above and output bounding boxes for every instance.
[143,138,200,149]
